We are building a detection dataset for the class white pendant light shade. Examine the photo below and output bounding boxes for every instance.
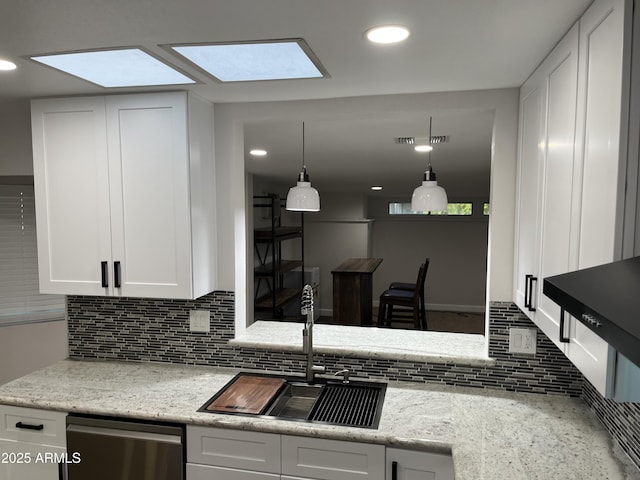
[411,178,448,212]
[286,168,320,211]
[411,116,448,213]
[286,122,320,212]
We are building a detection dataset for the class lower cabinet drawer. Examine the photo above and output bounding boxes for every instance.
[281,435,385,480]
[0,405,67,448]
[386,448,454,480]
[187,463,279,480]
[186,426,281,474]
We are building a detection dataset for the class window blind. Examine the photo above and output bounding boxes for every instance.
[0,184,65,326]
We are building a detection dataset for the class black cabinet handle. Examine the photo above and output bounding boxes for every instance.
[559,308,570,343]
[15,421,44,431]
[524,274,532,308]
[114,261,121,288]
[101,261,108,288]
[528,276,538,312]
[392,461,398,480]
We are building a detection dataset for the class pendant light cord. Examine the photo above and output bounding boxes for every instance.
[427,116,433,170]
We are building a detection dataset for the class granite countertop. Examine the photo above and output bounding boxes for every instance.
[232,320,492,366]
[0,359,638,479]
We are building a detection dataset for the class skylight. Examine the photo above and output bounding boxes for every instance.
[168,39,327,82]
[30,48,196,88]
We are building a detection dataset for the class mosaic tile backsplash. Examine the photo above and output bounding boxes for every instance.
[66,293,639,470]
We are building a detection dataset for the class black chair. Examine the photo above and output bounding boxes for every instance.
[377,261,429,330]
[386,258,429,327]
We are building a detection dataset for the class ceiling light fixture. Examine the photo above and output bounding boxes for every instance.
[414,144,433,153]
[286,122,320,212]
[371,186,383,191]
[168,39,328,82]
[0,59,17,71]
[29,48,195,88]
[365,25,410,44]
[250,149,268,156]
[411,116,448,213]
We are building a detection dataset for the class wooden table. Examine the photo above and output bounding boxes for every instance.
[331,258,383,326]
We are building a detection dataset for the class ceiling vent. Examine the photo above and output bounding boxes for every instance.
[394,135,449,145]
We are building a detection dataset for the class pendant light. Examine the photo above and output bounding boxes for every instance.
[286,122,320,212]
[411,116,448,213]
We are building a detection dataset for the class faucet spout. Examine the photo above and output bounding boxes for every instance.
[301,284,324,382]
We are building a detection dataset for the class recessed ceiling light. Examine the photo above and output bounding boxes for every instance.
[0,59,17,71]
[414,145,433,153]
[29,48,196,88]
[365,25,410,44]
[168,39,328,82]
[250,149,268,156]
[371,186,383,191]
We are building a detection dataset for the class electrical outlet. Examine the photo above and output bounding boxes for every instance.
[509,327,536,355]
[189,310,210,333]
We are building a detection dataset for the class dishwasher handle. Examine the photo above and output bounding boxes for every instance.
[66,423,182,445]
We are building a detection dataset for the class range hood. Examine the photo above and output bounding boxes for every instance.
[543,256,640,368]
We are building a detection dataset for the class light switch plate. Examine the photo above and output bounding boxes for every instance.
[189,310,210,333]
[509,327,536,355]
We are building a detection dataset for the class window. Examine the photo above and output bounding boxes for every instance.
[483,202,490,215]
[0,185,65,326]
[388,202,473,215]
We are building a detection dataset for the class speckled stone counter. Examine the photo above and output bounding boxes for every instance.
[232,320,492,366]
[0,360,638,479]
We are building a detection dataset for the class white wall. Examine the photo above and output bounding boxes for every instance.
[0,320,68,386]
[0,100,33,176]
[0,101,68,385]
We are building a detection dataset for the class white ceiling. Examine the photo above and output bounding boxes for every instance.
[0,0,593,196]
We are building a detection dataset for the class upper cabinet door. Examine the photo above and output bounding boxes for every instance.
[513,70,545,318]
[535,24,579,350]
[576,0,625,270]
[568,0,626,395]
[31,96,113,296]
[105,93,193,299]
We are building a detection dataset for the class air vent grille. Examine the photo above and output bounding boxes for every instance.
[309,384,384,428]
[394,135,449,145]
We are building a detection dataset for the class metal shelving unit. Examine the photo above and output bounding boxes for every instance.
[253,194,304,318]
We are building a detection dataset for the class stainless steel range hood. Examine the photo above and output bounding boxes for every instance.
[543,256,640,368]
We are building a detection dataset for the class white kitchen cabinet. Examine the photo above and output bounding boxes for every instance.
[514,22,579,336]
[386,448,454,480]
[532,24,580,350]
[186,426,387,480]
[186,426,281,479]
[281,435,385,480]
[513,55,544,321]
[187,464,279,479]
[565,0,627,395]
[31,91,216,299]
[0,406,67,480]
[514,0,636,399]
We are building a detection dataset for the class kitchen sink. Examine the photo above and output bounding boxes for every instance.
[199,373,386,429]
[266,382,324,419]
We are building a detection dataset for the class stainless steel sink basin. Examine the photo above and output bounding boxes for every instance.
[265,382,323,419]
[199,373,386,429]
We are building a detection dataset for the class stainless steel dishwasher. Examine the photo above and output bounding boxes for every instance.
[66,415,184,480]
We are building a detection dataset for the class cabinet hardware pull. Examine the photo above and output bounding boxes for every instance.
[15,421,44,431]
[392,460,398,480]
[114,261,121,288]
[559,308,570,343]
[528,276,538,312]
[101,261,109,288]
[524,274,532,308]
